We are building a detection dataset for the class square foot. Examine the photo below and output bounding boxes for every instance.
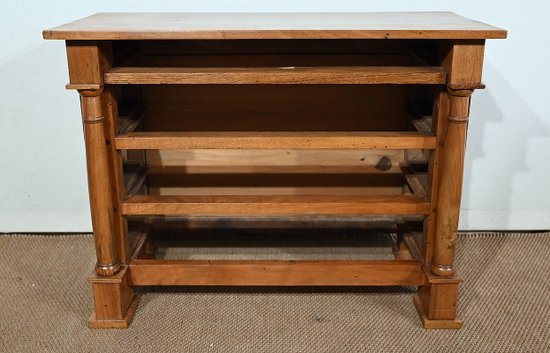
[88,295,140,329]
[413,294,462,329]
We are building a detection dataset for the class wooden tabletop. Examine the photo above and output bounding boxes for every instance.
[43,12,507,40]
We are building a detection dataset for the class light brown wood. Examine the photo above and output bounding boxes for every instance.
[121,194,430,216]
[65,42,141,328]
[431,89,472,276]
[104,66,447,85]
[67,42,123,275]
[146,150,405,174]
[442,40,486,88]
[147,186,404,197]
[88,296,140,329]
[422,91,450,265]
[116,132,436,150]
[418,282,461,319]
[66,41,104,87]
[43,12,507,40]
[414,272,463,328]
[66,83,102,90]
[102,86,132,263]
[128,259,426,286]
[88,266,138,328]
[124,164,147,197]
[431,41,485,276]
[413,294,462,329]
[404,171,427,198]
[146,169,406,197]
[144,149,407,198]
[80,91,120,276]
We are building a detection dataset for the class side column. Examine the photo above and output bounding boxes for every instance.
[415,40,485,329]
[431,88,473,276]
[79,88,121,276]
[66,41,137,328]
[80,86,137,329]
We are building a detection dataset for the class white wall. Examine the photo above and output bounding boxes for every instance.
[1,1,549,232]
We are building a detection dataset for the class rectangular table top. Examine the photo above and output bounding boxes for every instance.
[43,12,507,41]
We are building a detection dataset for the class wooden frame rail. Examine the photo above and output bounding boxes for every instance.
[121,194,431,216]
[104,66,447,85]
[128,259,426,286]
[115,131,437,150]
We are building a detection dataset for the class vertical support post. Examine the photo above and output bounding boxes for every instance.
[66,41,137,328]
[67,40,126,275]
[415,40,485,328]
[430,40,485,276]
[80,88,121,276]
[431,88,472,276]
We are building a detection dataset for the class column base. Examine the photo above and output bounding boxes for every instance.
[413,294,462,329]
[87,265,138,329]
[431,263,455,277]
[414,270,463,329]
[88,295,140,329]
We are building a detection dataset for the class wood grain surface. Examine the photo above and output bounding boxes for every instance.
[43,12,507,40]
[104,66,447,85]
[115,131,436,150]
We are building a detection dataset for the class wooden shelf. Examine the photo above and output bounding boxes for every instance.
[104,66,447,85]
[121,194,430,216]
[115,131,437,150]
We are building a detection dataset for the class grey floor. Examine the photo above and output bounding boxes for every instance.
[0,232,549,353]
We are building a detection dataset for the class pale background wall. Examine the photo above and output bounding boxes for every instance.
[1,1,548,232]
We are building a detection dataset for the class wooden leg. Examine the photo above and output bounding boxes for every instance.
[431,88,472,277]
[80,89,138,328]
[416,88,471,327]
[88,266,139,328]
[414,272,462,329]
[80,89,121,276]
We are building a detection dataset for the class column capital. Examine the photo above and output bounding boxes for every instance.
[446,88,473,123]
[80,90,105,124]
[77,86,104,97]
[446,86,474,98]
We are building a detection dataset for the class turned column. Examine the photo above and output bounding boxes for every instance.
[431,88,473,276]
[80,88,121,276]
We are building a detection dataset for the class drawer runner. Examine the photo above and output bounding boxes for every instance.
[104,66,447,85]
[115,131,436,150]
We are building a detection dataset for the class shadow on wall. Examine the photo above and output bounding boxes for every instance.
[461,62,549,230]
